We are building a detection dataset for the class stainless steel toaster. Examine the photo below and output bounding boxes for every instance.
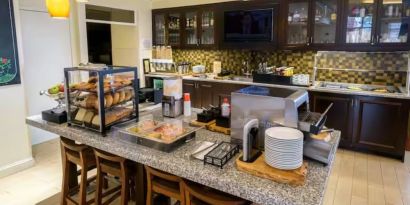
[230,86,330,150]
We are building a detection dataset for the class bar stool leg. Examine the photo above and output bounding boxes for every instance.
[79,168,88,205]
[145,175,152,205]
[120,169,130,205]
[61,159,70,205]
[95,167,104,205]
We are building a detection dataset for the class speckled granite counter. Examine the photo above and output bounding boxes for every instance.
[146,73,410,100]
[26,110,340,205]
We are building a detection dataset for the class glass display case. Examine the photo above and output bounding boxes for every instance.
[345,0,375,44]
[64,66,139,134]
[313,0,338,44]
[287,1,309,45]
[379,0,408,43]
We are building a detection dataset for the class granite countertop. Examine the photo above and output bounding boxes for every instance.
[26,109,340,205]
[145,73,410,100]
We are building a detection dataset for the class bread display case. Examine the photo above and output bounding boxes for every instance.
[64,66,139,134]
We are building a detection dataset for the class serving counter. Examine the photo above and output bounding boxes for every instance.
[26,109,340,205]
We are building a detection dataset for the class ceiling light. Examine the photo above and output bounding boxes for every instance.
[46,0,70,19]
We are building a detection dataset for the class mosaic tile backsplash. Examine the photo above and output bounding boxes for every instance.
[172,49,409,87]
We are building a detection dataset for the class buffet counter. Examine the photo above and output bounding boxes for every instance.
[26,109,340,205]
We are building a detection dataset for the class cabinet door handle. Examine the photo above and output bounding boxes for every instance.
[371,36,375,45]
[201,84,212,88]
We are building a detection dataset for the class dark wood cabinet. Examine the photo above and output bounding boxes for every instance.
[310,92,354,148]
[341,0,410,51]
[310,91,410,160]
[152,11,182,47]
[182,80,247,108]
[153,6,217,49]
[352,97,409,158]
[280,0,342,50]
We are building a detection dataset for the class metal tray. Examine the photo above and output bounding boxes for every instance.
[113,119,199,152]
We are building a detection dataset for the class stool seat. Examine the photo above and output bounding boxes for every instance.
[60,137,97,205]
[183,180,249,205]
[94,149,136,205]
[145,165,185,205]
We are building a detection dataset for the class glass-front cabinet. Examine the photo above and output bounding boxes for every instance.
[168,13,181,46]
[184,12,198,46]
[345,0,376,44]
[312,0,338,44]
[286,1,310,45]
[343,0,409,47]
[153,14,166,45]
[377,0,409,44]
[183,10,216,47]
[200,11,215,45]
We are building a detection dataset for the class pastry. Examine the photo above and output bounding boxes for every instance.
[91,115,100,126]
[118,91,126,103]
[124,90,133,101]
[112,92,120,105]
[88,77,98,84]
[74,108,87,122]
[94,97,106,110]
[83,111,95,124]
[79,95,97,108]
[105,94,113,108]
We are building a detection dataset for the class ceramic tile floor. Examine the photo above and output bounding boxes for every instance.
[0,139,409,205]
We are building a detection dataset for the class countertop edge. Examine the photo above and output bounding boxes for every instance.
[145,73,410,100]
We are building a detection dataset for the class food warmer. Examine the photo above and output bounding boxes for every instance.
[64,66,139,134]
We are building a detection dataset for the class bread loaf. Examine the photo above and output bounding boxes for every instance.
[112,92,120,105]
[118,91,126,103]
[124,90,133,101]
[105,94,113,108]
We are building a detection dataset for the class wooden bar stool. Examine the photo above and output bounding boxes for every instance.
[60,137,97,205]
[145,165,185,205]
[182,180,250,205]
[94,149,135,205]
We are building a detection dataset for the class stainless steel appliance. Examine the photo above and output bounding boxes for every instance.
[231,86,333,164]
[162,96,182,118]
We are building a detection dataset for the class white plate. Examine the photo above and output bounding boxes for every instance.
[265,127,304,140]
[266,161,303,170]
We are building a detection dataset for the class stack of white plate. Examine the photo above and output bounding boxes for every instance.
[264,127,304,170]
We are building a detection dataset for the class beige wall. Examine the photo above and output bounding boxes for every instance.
[76,0,152,86]
[152,0,235,9]
[111,24,139,67]
[0,0,34,178]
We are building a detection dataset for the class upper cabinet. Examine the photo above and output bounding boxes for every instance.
[153,0,410,51]
[281,0,341,49]
[377,0,409,45]
[153,7,216,49]
[342,0,410,50]
[152,11,182,47]
[183,9,216,48]
[312,0,339,45]
[286,1,310,47]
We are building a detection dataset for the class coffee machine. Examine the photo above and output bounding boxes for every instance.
[162,76,183,118]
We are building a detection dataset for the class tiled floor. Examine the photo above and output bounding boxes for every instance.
[0,139,409,205]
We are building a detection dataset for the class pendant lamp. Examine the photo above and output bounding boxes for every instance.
[46,0,70,19]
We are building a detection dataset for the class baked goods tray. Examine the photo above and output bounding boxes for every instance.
[112,119,201,152]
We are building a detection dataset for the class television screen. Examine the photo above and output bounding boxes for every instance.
[224,9,273,42]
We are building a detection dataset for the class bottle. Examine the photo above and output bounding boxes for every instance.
[221,98,230,117]
[184,93,191,117]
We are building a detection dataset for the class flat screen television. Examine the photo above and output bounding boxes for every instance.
[224,9,273,42]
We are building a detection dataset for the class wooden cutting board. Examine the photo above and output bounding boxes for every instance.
[236,153,308,186]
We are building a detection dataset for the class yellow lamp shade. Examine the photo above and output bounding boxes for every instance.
[46,0,70,19]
